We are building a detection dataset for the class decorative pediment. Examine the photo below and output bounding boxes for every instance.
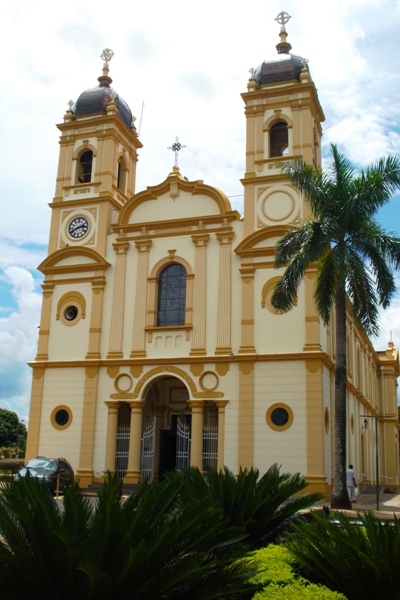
[38,247,111,276]
[118,169,238,227]
[235,225,288,258]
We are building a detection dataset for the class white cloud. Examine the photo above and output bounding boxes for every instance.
[0,268,42,421]
[1,0,400,422]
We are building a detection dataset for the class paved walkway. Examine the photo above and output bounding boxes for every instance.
[315,490,400,519]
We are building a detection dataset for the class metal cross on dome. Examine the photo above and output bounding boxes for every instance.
[168,136,187,167]
[275,11,291,31]
[100,48,114,67]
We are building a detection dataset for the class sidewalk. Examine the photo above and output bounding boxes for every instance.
[315,490,400,520]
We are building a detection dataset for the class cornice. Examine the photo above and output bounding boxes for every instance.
[28,349,334,370]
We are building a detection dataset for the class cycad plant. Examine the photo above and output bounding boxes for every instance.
[165,464,322,548]
[284,511,400,600]
[0,473,255,600]
[271,144,400,508]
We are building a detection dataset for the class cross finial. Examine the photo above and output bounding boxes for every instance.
[167,136,187,168]
[275,11,291,32]
[100,48,114,67]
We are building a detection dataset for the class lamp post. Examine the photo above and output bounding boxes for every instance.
[361,414,379,511]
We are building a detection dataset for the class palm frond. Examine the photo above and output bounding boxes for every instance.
[314,249,340,324]
[329,143,355,193]
[285,511,400,600]
[169,465,321,550]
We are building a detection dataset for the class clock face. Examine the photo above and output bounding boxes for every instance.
[68,216,89,239]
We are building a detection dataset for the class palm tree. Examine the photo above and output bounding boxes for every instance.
[271,144,400,509]
[0,473,255,599]
[165,464,322,548]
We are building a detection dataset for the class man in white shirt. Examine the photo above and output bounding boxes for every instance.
[346,464,357,503]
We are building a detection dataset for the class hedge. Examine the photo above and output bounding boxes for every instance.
[245,545,347,600]
[0,447,25,459]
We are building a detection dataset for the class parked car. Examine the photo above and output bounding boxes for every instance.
[14,456,74,494]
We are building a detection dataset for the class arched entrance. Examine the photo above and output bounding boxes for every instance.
[106,374,224,483]
[145,376,193,481]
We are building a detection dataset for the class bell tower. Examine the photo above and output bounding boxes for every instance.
[241,12,325,238]
[48,49,142,257]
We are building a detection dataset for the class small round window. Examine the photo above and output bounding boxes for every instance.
[51,405,73,430]
[57,292,86,326]
[55,409,69,426]
[64,306,78,321]
[271,407,289,426]
[266,403,293,431]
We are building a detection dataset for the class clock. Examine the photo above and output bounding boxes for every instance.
[68,216,89,239]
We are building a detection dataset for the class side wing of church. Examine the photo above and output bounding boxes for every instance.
[26,22,399,496]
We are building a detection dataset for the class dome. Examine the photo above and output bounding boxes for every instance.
[254,14,310,88]
[255,52,305,87]
[74,74,132,128]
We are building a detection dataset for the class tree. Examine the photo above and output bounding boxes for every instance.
[165,464,322,548]
[271,144,400,509]
[0,472,255,600]
[0,408,26,449]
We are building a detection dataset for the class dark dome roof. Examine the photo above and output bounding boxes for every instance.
[255,52,305,87]
[74,75,132,128]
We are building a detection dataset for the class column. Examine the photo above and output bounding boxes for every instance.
[154,405,167,481]
[238,362,254,469]
[215,230,234,354]
[303,267,321,351]
[130,240,151,357]
[104,401,121,472]
[124,401,146,484]
[255,109,264,166]
[189,400,204,469]
[215,400,229,471]
[25,367,45,460]
[238,264,255,353]
[107,241,129,358]
[76,366,99,488]
[86,275,106,359]
[36,281,54,361]
[190,233,209,355]
[305,358,326,495]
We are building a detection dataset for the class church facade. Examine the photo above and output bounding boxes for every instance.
[26,20,399,496]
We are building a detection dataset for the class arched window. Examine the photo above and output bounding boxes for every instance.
[270,121,288,157]
[117,157,127,193]
[77,150,93,183]
[157,264,187,326]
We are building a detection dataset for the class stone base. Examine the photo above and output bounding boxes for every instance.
[123,469,141,484]
[305,474,328,496]
[76,468,94,488]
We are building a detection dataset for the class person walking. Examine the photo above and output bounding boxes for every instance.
[346,464,357,503]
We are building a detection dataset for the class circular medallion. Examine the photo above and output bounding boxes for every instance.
[261,190,295,223]
[68,216,89,239]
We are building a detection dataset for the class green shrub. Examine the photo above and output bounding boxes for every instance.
[165,464,322,547]
[0,458,24,474]
[254,581,347,599]
[0,446,25,459]
[244,544,346,600]
[284,511,400,600]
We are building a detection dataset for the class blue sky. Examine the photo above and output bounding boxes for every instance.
[1,0,400,422]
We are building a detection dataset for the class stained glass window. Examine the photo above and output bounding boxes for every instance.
[157,264,187,326]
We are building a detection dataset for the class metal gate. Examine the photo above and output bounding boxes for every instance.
[115,425,130,477]
[203,425,218,470]
[141,417,156,482]
[176,416,191,471]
